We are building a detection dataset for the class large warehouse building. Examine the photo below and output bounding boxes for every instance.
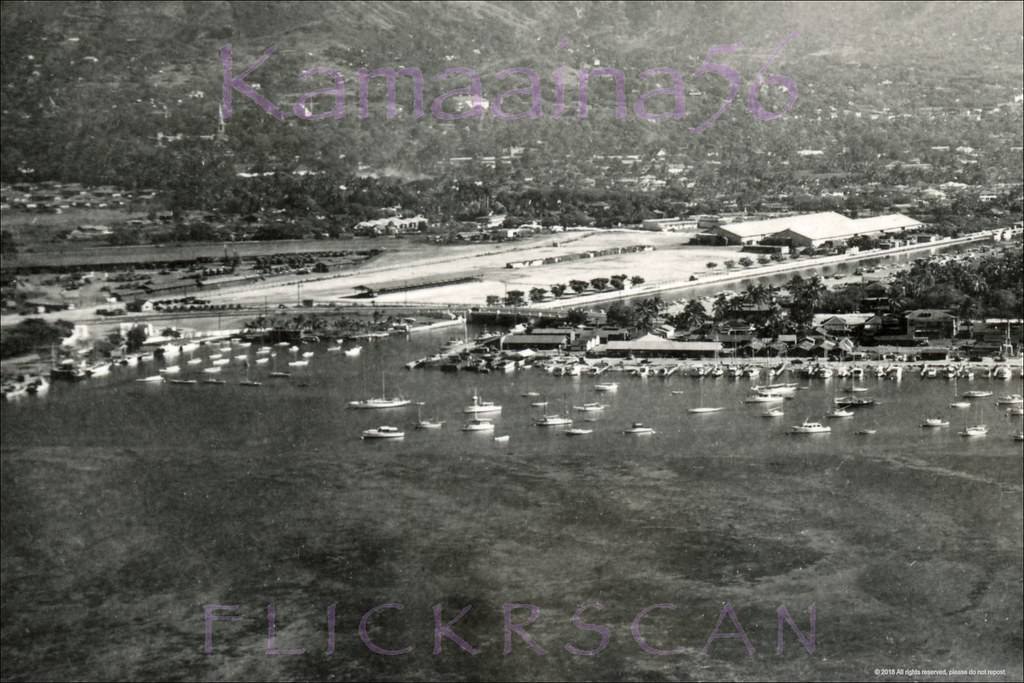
[773,213,923,248]
[713,212,852,245]
[712,212,923,248]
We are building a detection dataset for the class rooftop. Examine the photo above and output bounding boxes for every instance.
[717,212,851,238]
[779,213,921,241]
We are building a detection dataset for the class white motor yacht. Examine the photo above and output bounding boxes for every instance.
[790,420,831,434]
[361,426,405,440]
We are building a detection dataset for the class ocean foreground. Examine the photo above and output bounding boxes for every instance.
[2,330,1021,681]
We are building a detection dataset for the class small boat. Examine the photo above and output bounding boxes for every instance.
[623,422,656,435]
[202,378,227,384]
[921,418,949,428]
[833,397,875,408]
[461,418,495,432]
[160,366,181,375]
[751,383,798,396]
[187,358,203,365]
[995,394,1023,406]
[361,426,405,440]
[790,420,831,434]
[464,393,502,414]
[689,383,722,413]
[168,379,198,385]
[530,401,548,408]
[255,358,270,365]
[1015,432,1024,442]
[566,428,593,436]
[344,346,362,357]
[856,429,878,435]
[328,346,342,353]
[239,380,263,387]
[302,351,315,359]
[415,407,445,429]
[493,434,511,443]
[963,390,993,398]
[269,370,291,378]
[289,345,300,352]
[826,408,854,419]
[670,390,685,395]
[744,393,785,403]
[202,367,222,374]
[257,347,272,355]
[288,360,310,368]
[521,391,540,397]
[212,358,230,366]
[762,408,785,418]
[89,363,111,376]
[949,401,972,409]
[1007,406,1024,416]
[535,414,572,427]
[136,375,165,383]
[594,382,619,392]
[574,403,606,412]
[991,365,1012,380]
[349,397,412,409]
[958,424,989,437]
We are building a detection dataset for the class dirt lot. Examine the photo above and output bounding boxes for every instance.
[198,231,743,306]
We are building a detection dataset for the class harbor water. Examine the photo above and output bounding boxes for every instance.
[2,330,1022,681]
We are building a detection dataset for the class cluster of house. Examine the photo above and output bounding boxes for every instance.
[0,182,157,214]
[450,215,571,242]
[352,214,429,236]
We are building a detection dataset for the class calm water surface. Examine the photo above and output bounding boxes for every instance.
[2,332,1022,681]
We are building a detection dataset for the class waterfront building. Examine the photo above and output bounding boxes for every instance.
[594,335,723,359]
[502,333,570,351]
[905,309,959,338]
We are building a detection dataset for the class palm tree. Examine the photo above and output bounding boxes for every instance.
[745,284,771,307]
[675,299,709,331]
[635,297,666,334]
[757,303,786,338]
[712,293,732,323]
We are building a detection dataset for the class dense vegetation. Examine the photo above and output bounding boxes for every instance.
[583,242,1023,337]
[2,2,1021,229]
[0,318,74,359]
